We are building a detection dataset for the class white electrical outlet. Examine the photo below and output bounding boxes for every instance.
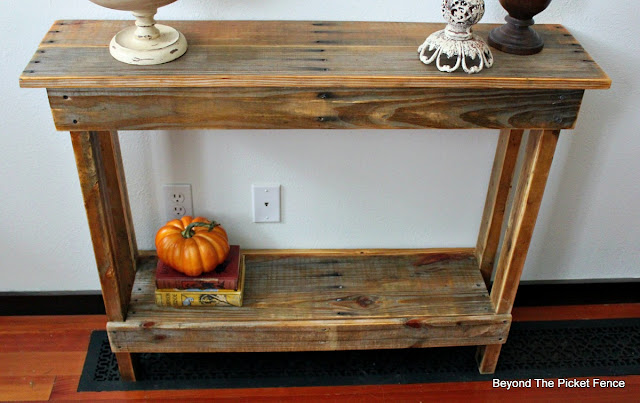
[163,184,193,222]
[252,184,281,223]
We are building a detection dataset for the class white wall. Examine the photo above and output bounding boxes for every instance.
[0,0,638,291]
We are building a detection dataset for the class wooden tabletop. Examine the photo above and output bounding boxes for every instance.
[20,20,610,90]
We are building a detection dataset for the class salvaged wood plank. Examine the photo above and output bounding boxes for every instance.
[70,131,137,380]
[107,250,508,353]
[125,250,491,322]
[70,131,136,321]
[48,88,584,131]
[477,344,503,374]
[21,21,610,90]
[108,315,510,353]
[477,129,559,373]
[476,129,524,285]
[114,353,137,382]
[490,130,560,314]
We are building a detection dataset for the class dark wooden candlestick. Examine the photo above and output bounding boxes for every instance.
[489,0,552,55]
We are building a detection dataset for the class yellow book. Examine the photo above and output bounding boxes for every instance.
[155,256,245,307]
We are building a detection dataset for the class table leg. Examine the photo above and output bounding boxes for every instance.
[477,129,560,374]
[70,130,138,381]
[476,129,524,286]
[115,353,138,382]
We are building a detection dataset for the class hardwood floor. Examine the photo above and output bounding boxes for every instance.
[1,304,639,402]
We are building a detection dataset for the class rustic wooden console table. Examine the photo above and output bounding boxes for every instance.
[21,20,609,381]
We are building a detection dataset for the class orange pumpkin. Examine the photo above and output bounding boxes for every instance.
[155,216,230,277]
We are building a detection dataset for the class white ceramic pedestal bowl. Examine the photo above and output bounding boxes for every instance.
[89,0,187,65]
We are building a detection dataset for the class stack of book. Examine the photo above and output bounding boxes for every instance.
[154,245,245,307]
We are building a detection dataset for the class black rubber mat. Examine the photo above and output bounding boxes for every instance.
[78,318,640,391]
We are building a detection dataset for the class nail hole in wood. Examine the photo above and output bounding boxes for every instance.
[73,119,78,124]
[33,61,41,64]
[63,95,69,99]
[318,92,334,99]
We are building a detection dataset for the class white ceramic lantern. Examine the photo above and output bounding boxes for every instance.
[418,0,493,74]
[89,0,187,65]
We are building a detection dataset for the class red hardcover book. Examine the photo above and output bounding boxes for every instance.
[155,245,241,290]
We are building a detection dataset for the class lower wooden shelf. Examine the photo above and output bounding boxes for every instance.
[108,249,510,353]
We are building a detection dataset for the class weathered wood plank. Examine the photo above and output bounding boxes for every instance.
[70,131,136,322]
[490,130,560,313]
[21,21,610,90]
[107,250,507,353]
[477,344,503,374]
[477,129,560,374]
[37,20,433,48]
[108,315,510,353]
[111,131,138,262]
[49,88,583,131]
[476,129,524,285]
[115,353,137,382]
[241,248,475,257]
[125,250,491,322]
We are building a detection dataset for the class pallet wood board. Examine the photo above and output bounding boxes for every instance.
[20,21,610,90]
[47,87,584,131]
[108,250,510,353]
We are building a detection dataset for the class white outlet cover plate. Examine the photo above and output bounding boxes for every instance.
[163,184,193,222]
[252,184,281,223]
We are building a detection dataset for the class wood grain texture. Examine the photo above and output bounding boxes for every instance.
[108,250,510,353]
[476,129,524,285]
[476,129,559,374]
[476,344,503,375]
[70,131,136,322]
[70,131,138,381]
[0,331,93,353]
[513,303,640,322]
[241,248,475,257]
[490,130,560,314]
[48,87,584,131]
[0,315,106,333]
[1,352,86,376]
[0,376,54,402]
[21,21,610,90]
[109,314,510,353]
[115,352,137,382]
